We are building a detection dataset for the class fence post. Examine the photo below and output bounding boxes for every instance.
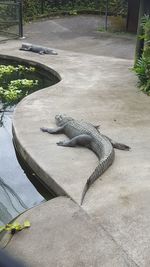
[105,0,108,31]
[41,0,45,14]
[18,0,24,38]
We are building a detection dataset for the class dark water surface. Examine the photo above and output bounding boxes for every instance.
[0,111,52,225]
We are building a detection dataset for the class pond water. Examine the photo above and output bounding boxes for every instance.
[0,111,46,224]
[0,56,60,225]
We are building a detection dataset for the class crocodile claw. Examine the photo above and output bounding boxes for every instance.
[40,127,47,132]
[57,141,65,146]
[117,144,131,151]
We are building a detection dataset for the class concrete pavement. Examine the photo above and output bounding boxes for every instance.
[23,15,136,59]
[3,197,137,267]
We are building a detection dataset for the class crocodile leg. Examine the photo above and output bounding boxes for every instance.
[40,126,64,134]
[103,135,130,151]
[57,134,92,147]
[94,125,100,130]
[20,46,31,51]
[39,51,45,55]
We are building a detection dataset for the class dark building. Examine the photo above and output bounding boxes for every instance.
[127,0,150,33]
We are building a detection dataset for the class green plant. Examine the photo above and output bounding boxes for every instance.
[0,64,39,109]
[0,79,38,104]
[0,220,30,234]
[69,10,78,15]
[98,26,106,32]
[133,16,150,95]
[143,17,150,59]
[23,0,42,18]
[133,56,150,93]
[0,65,35,86]
[22,0,128,20]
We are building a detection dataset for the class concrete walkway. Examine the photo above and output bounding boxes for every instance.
[3,197,137,267]
[24,15,136,59]
[1,15,150,267]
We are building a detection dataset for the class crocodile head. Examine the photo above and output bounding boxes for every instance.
[55,114,73,126]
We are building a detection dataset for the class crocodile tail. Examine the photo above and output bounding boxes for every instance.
[80,182,89,205]
[80,150,114,205]
[80,165,101,206]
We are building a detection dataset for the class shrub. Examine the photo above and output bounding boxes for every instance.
[133,16,150,95]
[22,0,128,20]
[0,65,35,86]
[0,79,38,104]
[134,56,150,94]
[0,65,38,105]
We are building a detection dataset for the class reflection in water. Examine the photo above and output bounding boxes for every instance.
[0,176,28,225]
[0,176,27,210]
[0,202,12,225]
[0,110,49,225]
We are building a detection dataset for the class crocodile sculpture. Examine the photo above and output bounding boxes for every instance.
[20,43,58,55]
[41,114,130,205]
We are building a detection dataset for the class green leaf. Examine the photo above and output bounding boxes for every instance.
[0,220,31,233]
[0,226,5,233]
[23,220,31,228]
[12,222,23,231]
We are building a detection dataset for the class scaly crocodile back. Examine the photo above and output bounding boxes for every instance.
[62,118,115,205]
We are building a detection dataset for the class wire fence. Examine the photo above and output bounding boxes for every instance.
[0,0,23,41]
[23,0,128,19]
[42,0,102,11]
[0,0,128,41]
